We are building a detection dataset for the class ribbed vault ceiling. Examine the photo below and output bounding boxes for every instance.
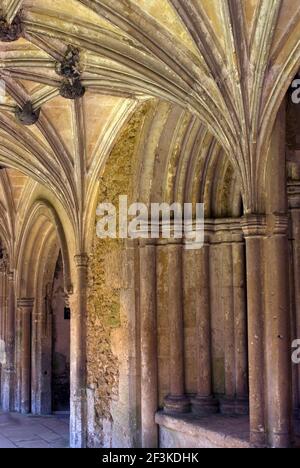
[0,0,299,254]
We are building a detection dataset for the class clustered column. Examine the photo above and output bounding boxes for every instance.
[2,271,15,411]
[164,242,189,414]
[213,222,248,415]
[264,214,292,448]
[242,215,267,447]
[188,235,218,415]
[231,240,249,411]
[288,184,300,418]
[139,240,158,448]
[242,214,293,448]
[70,253,88,449]
[18,297,34,414]
[0,256,7,395]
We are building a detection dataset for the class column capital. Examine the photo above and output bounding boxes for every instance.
[7,271,14,282]
[156,238,183,247]
[287,181,300,209]
[241,215,267,238]
[204,221,214,245]
[267,213,289,237]
[138,238,158,248]
[74,253,89,268]
[17,298,34,308]
[214,219,244,244]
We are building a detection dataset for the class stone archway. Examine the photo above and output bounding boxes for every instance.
[14,201,73,417]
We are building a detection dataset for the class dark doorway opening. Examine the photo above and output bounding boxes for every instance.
[51,253,70,413]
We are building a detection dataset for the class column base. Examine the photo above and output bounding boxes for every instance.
[1,366,15,411]
[164,395,190,415]
[70,393,87,448]
[191,395,219,416]
[220,397,249,415]
[250,431,267,448]
[269,432,292,449]
[235,397,249,415]
[21,403,30,414]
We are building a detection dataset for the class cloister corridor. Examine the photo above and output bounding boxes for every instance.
[2,0,300,450]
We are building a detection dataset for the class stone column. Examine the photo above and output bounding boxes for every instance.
[164,243,189,414]
[18,298,34,414]
[232,237,249,413]
[140,241,158,448]
[2,271,15,411]
[288,184,300,418]
[0,257,7,397]
[262,103,293,448]
[188,239,218,415]
[31,302,43,415]
[288,225,299,419]
[264,214,292,448]
[220,239,235,412]
[0,266,5,342]
[214,222,248,415]
[242,215,267,447]
[15,300,22,411]
[70,253,88,448]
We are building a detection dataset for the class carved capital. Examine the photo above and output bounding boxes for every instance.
[74,253,89,268]
[0,13,23,42]
[288,181,300,209]
[241,214,267,238]
[17,298,34,309]
[8,271,14,282]
[213,219,243,244]
[267,213,289,237]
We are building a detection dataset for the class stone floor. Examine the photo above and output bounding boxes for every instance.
[0,412,69,448]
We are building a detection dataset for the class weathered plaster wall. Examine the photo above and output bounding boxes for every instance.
[86,102,149,448]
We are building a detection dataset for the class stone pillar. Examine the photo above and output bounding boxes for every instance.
[243,214,293,448]
[188,240,218,415]
[264,214,292,448]
[31,302,43,415]
[288,184,300,418]
[232,238,249,412]
[262,102,293,448]
[0,266,5,342]
[288,223,299,419]
[164,243,189,414]
[242,215,267,447]
[214,222,248,415]
[220,239,236,412]
[70,253,88,448]
[0,256,7,397]
[2,271,15,411]
[140,242,158,448]
[18,298,34,414]
[15,299,22,411]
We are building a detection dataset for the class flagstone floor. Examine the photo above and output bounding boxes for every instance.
[0,412,69,448]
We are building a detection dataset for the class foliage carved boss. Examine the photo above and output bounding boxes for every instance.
[55,46,85,99]
[0,13,23,42]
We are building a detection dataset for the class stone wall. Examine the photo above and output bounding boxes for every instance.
[86,102,149,448]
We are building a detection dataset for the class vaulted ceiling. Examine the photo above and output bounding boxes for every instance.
[0,0,300,257]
